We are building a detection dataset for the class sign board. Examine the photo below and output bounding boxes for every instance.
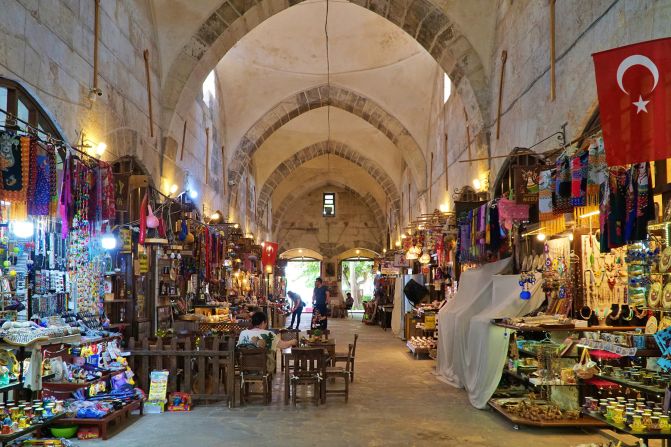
[424,313,436,330]
[514,166,540,205]
[393,254,410,268]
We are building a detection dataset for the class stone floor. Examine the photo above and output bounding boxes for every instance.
[92,315,608,447]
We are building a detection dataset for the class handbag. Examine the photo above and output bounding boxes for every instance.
[573,348,599,380]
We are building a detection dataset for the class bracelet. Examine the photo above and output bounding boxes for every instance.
[621,305,634,321]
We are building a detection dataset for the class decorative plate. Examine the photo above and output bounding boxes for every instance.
[648,282,662,309]
[660,247,671,273]
[645,315,658,335]
[663,283,671,310]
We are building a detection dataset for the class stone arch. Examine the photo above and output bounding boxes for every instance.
[162,0,488,161]
[272,180,387,243]
[257,140,401,225]
[228,84,426,192]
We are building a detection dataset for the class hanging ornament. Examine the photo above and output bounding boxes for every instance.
[519,272,536,300]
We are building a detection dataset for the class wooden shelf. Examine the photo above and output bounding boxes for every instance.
[488,399,606,428]
[584,410,671,439]
[493,322,645,332]
[55,399,142,440]
[590,373,667,396]
[104,299,132,303]
[44,369,125,391]
[0,413,65,446]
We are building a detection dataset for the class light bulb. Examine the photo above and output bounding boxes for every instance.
[169,184,178,194]
[95,142,107,156]
[536,233,546,241]
[395,241,401,247]
[188,189,198,199]
[568,233,574,241]
[211,212,221,221]
[439,203,449,213]
[101,233,118,250]
[11,221,34,239]
[234,224,239,229]
[473,178,482,191]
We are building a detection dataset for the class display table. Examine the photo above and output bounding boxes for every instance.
[488,398,606,429]
[584,410,671,446]
[55,399,143,440]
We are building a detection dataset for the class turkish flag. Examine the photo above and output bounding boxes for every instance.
[261,242,279,267]
[592,38,671,166]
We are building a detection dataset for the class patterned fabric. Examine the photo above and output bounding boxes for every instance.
[497,198,529,231]
[538,169,554,219]
[570,148,588,206]
[587,137,607,205]
[554,152,572,214]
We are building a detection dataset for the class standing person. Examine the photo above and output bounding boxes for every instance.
[312,277,330,329]
[287,291,304,329]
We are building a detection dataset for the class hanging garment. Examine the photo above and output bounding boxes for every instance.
[0,133,30,219]
[59,154,73,238]
[587,138,607,205]
[570,148,589,206]
[554,152,572,214]
[30,143,52,216]
[497,198,529,231]
[633,162,655,242]
[538,170,554,220]
[602,167,627,250]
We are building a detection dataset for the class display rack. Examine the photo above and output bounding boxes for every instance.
[55,398,143,440]
[488,398,605,429]
[0,413,65,447]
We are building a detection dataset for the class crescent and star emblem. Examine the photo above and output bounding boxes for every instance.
[616,54,659,114]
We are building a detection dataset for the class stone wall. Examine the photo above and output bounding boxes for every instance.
[274,185,384,261]
[0,0,229,214]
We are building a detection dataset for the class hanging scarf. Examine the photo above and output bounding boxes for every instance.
[59,153,73,239]
[587,138,606,206]
[497,198,529,231]
[570,148,588,206]
[0,133,30,219]
[100,163,115,221]
[633,162,654,242]
[139,192,148,245]
[554,152,572,214]
[47,147,58,217]
[30,147,52,216]
[538,169,553,220]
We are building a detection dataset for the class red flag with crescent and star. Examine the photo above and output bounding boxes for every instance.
[261,242,279,267]
[592,37,671,166]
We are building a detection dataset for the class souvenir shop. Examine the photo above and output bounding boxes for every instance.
[0,95,289,443]
[434,119,671,445]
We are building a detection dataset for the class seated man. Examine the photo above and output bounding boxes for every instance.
[345,292,354,310]
[238,311,297,371]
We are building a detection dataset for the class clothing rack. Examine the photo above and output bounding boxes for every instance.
[0,107,103,163]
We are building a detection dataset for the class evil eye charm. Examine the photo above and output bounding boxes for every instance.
[520,290,531,300]
[559,287,567,299]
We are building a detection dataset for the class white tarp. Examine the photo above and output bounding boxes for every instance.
[463,273,544,408]
[435,258,512,388]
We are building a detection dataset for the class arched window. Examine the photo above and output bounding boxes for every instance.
[0,77,64,141]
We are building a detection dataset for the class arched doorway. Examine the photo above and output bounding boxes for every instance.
[338,248,380,311]
[280,248,323,311]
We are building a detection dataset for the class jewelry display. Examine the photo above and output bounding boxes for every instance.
[519,271,536,300]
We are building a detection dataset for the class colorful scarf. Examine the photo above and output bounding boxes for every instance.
[587,137,606,205]
[538,169,553,220]
[497,198,529,231]
[0,133,30,219]
[29,142,52,216]
[570,148,588,206]
[554,152,572,214]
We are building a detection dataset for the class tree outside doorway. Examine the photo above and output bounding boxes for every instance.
[285,259,321,311]
[341,259,374,311]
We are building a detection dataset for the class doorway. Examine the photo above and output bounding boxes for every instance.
[340,258,374,311]
[285,259,321,311]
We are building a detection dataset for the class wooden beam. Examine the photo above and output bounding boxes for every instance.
[549,0,557,101]
[180,120,187,161]
[496,50,508,140]
[143,49,154,137]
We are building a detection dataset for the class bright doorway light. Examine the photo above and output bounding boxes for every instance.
[443,73,452,103]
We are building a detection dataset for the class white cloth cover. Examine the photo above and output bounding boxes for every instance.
[435,258,545,408]
[463,273,544,408]
[435,258,512,388]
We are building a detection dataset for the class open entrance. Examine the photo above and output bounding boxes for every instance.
[285,259,321,312]
[340,258,374,311]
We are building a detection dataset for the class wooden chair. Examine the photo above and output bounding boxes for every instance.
[289,348,326,406]
[307,329,330,339]
[278,329,300,372]
[325,344,352,402]
[238,347,272,405]
[334,333,358,382]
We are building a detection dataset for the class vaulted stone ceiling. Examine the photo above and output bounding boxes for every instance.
[150,0,495,243]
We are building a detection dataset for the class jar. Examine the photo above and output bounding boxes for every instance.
[660,415,670,430]
[651,416,660,429]
[17,416,28,429]
[54,401,64,414]
[9,407,20,422]
[625,411,635,425]
[632,415,645,431]
[606,405,616,420]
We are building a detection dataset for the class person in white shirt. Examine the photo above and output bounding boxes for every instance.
[237,311,297,353]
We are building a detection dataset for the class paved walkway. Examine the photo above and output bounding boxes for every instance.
[93,316,605,447]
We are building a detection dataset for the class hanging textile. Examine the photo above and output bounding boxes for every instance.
[59,153,73,238]
[570,147,588,206]
[554,152,572,214]
[29,143,53,216]
[538,169,553,220]
[497,198,529,231]
[587,137,606,206]
[0,133,30,219]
